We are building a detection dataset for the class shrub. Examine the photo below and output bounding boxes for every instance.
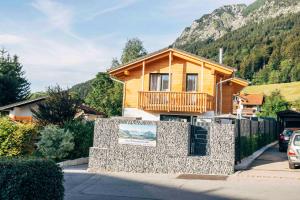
[0,117,37,157]
[0,158,64,200]
[63,120,94,159]
[32,85,80,126]
[37,125,74,161]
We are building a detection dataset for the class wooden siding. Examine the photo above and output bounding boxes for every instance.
[113,50,248,115]
[124,57,216,110]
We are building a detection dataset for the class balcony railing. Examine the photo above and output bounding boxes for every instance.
[138,91,214,113]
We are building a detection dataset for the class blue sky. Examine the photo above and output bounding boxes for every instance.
[0,0,254,92]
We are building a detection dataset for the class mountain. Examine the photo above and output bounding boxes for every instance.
[173,0,300,84]
[70,0,300,97]
[70,79,94,100]
[174,0,300,47]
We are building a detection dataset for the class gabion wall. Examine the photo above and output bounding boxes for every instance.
[88,119,235,175]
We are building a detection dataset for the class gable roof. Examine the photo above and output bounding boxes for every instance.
[0,97,47,111]
[108,47,236,75]
[237,93,264,105]
[78,104,107,116]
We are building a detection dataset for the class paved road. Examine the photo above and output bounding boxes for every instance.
[64,144,300,200]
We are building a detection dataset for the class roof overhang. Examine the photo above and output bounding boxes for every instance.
[108,48,236,77]
[0,97,47,111]
[231,77,249,87]
[277,110,300,118]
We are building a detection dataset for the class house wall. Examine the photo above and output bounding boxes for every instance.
[9,104,37,117]
[123,56,216,109]
[88,118,236,175]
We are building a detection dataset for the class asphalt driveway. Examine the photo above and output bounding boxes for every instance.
[64,144,300,200]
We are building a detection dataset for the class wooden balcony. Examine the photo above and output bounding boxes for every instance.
[138,91,214,113]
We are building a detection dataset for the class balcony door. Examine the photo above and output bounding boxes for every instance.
[149,73,169,105]
[186,74,198,92]
[149,73,169,91]
[186,74,198,105]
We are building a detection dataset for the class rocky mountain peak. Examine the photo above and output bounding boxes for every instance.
[173,0,300,47]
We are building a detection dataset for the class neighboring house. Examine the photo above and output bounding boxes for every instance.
[0,97,47,122]
[108,47,248,122]
[233,93,264,117]
[0,97,106,122]
[75,104,107,120]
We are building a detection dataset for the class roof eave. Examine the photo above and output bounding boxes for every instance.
[108,47,237,75]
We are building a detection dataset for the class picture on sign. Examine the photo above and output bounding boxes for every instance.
[118,124,157,146]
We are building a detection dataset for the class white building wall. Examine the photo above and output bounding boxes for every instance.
[9,104,38,117]
[123,108,160,121]
[124,108,215,122]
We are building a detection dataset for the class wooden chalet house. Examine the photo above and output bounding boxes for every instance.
[108,48,248,122]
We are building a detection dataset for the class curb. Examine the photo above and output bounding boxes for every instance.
[58,157,89,167]
[235,141,278,171]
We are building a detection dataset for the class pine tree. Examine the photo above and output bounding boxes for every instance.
[32,86,79,126]
[0,49,30,106]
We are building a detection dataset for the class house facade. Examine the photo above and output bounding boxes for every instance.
[233,93,264,117]
[0,97,46,122]
[0,97,106,122]
[108,48,248,122]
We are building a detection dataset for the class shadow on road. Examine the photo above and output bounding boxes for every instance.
[64,171,240,200]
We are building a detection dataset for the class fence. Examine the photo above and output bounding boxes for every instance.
[89,119,236,175]
[235,118,278,163]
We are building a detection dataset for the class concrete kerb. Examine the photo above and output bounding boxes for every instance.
[234,141,278,171]
[58,157,89,167]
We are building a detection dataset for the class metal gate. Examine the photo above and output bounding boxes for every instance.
[190,125,209,156]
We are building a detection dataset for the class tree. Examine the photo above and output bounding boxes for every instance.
[111,57,120,68]
[260,90,289,117]
[32,85,79,126]
[0,49,30,106]
[120,38,147,64]
[84,38,147,117]
[85,73,122,117]
[292,98,300,111]
[36,125,74,161]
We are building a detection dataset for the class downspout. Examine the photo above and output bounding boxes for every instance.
[110,75,125,116]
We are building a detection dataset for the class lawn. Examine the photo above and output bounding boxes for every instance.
[242,81,300,102]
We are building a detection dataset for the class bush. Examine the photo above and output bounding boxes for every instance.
[0,158,64,200]
[0,117,37,157]
[63,120,94,159]
[37,125,74,161]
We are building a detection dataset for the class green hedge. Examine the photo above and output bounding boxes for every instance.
[63,120,94,159]
[0,117,38,157]
[0,159,64,200]
[239,132,275,159]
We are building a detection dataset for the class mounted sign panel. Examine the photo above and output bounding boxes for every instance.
[118,124,157,146]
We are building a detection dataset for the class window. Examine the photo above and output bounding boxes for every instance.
[150,74,169,91]
[294,135,300,146]
[186,74,198,92]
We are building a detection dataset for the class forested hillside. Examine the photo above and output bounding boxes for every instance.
[70,79,94,100]
[175,13,300,84]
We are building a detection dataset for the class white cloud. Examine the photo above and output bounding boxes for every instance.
[0,34,26,44]
[31,0,73,31]
[85,0,137,21]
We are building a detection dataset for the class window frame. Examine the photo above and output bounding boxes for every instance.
[149,73,170,91]
[186,73,198,92]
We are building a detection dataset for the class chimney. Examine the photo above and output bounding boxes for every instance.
[219,48,223,64]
